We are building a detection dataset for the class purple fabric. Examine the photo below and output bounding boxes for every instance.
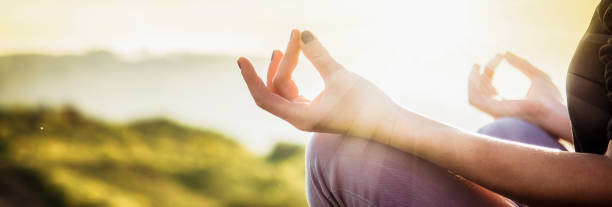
[476,118,566,150]
[305,117,566,207]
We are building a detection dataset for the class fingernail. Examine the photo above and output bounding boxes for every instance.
[302,30,314,43]
[237,60,242,70]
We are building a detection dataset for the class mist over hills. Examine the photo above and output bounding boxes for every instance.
[0,50,310,154]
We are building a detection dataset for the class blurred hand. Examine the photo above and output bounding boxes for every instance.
[468,52,570,138]
[238,30,400,138]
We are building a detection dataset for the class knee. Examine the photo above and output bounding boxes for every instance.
[478,117,529,132]
[306,133,372,170]
[477,117,551,143]
[305,133,503,206]
[305,133,347,205]
[306,133,390,206]
[306,133,342,165]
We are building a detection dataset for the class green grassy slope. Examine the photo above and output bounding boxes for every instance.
[0,107,307,207]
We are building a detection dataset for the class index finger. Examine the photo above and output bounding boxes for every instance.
[504,51,547,79]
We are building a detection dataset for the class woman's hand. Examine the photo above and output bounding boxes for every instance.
[238,30,400,139]
[468,52,572,140]
[237,31,612,205]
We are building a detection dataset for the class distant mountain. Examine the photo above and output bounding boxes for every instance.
[0,106,306,207]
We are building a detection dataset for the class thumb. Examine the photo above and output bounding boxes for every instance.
[300,30,344,80]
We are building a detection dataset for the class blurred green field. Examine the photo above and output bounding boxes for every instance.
[0,106,307,207]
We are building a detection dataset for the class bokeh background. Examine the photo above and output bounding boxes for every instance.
[0,0,600,206]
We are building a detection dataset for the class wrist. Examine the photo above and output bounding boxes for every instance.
[371,104,404,144]
[371,106,461,155]
[516,100,572,139]
[508,100,545,124]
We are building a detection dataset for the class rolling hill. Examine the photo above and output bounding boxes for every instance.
[0,106,307,207]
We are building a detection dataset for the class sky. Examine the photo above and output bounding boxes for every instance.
[0,0,597,56]
[0,0,601,153]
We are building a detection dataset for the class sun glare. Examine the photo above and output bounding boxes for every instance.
[0,0,600,152]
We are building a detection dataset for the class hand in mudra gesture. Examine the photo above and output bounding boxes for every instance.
[468,52,570,138]
[238,30,400,139]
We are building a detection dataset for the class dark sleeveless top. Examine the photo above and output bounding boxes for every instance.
[567,0,612,154]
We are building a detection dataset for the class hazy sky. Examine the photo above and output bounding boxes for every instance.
[0,0,598,55]
[0,0,602,153]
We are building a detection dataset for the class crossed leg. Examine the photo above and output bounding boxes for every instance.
[305,117,567,207]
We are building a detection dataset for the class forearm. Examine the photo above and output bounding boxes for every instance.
[375,108,612,206]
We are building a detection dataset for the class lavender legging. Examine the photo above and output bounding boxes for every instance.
[306,117,567,207]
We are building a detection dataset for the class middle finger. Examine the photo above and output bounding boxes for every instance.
[274,29,301,83]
